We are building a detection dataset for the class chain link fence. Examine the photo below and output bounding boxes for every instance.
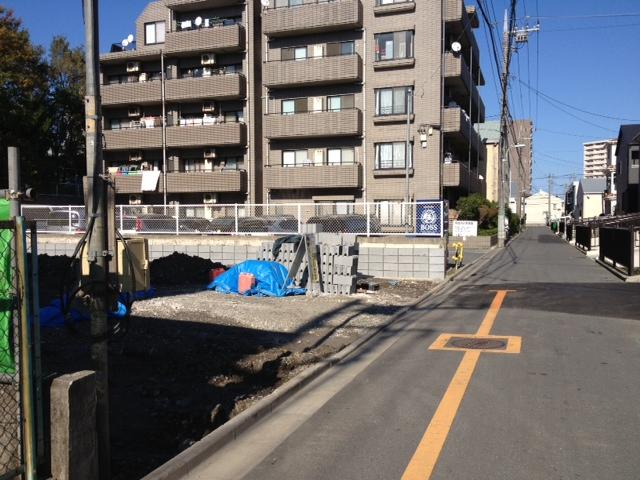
[0,221,23,479]
[23,201,446,237]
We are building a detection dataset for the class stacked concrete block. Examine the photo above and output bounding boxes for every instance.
[358,244,446,281]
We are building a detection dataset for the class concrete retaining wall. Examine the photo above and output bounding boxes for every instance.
[35,234,447,281]
[448,234,497,249]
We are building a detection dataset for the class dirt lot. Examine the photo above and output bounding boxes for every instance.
[40,275,434,479]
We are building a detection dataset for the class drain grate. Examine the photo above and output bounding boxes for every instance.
[446,337,508,350]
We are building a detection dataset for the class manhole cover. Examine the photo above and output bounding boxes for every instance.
[446,337,507,350]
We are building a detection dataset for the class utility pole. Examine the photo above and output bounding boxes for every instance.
[498,4,539,246]
[8,147,21,218]
[83,0,111,478]
[404,86,413,233]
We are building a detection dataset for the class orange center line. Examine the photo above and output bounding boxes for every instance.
[401,290,512,480]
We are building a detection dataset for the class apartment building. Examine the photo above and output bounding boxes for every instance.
[99,0,486,216]
[614,125,640,214]
[99,0,262,206]
[583,139,616,179]
[261,0,485,217]
[509,119,533,216]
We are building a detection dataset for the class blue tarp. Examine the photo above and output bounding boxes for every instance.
[207,260,305,297]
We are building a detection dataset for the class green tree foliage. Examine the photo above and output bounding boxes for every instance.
[0,8,86,193]
[47,36,86,188]
[455,194,499,229]
[0,7,49,188]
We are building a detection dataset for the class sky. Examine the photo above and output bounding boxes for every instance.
[3,0,640,197]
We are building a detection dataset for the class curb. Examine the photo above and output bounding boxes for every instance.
[143,247,500,480]
[595,258,640,282]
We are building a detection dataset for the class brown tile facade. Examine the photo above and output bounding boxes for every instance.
[99,0,486,206]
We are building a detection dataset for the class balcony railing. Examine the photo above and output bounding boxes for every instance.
[443,52,485,123]
[263,164,362,190]
[264,109,362,139]
[442,162,483,193]
[164,23,245,54]
[263,0,362,37]
[264,53,362,88]
[443,107,482,155]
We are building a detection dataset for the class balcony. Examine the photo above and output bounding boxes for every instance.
[103,122,246,151]
[264,164,362,190]
[166,122,246,148]
[101,80,162,106]
[165,170,246,193]
[103,127,162,151]
[164,23,245,55]
[443,107,482,155]
[165,73,246,102]
[444,0,481,81]
[113,170,246,194]
[442,162,483,193]
[373,0,415,15]
[264,54,362,88]
[265,110,362,139]
[165,0,243,11]
[263,0,362,37]
[444,53,485,122]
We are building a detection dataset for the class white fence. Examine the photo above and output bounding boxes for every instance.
[21,201,446,237]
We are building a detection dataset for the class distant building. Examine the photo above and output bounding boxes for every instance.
[564,180,579,218]
[576,177,606,219]
[524,190,564,225]
[477,121,500,202]
[583,139,616,179]
[614,125,640,214]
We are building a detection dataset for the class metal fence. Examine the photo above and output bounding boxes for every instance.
[22,201,447,237]
[0,219,40,479]
[599,226,636,276]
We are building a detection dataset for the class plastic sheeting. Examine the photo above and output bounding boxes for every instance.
[207,260,305,297]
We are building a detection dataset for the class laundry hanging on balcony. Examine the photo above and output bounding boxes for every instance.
[141,170,161,192]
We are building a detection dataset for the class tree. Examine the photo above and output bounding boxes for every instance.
[47,36,86,190]
[455,194,499,229]
[0,7,49,189]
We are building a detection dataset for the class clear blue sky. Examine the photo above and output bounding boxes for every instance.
[4,0,640,196]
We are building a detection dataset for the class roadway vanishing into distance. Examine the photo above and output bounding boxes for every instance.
[183,227,640,480]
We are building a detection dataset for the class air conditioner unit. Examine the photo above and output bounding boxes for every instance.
[201,53,216,65]
[129,194,142,205]
[202,101,216,113]
[203,148,217,158]
[138,72,148,82]
[126,61,140,72]
[128,106,141,117]
[203,193,218,204]
[129,151,143,162]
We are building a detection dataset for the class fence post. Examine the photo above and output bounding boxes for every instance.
[175,204,179,235]
[234,204,239,234]
[630,228,635,277]
[68,205,72,234]
[366,203,371,237]
[118,205,123,232]
[297,204,301,234]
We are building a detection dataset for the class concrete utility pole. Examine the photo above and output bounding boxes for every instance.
[8,147,21,218]
[498,3,539,246]
[83,0,111,478]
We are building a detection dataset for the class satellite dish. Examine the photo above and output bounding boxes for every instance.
[194,16,202,26]
[451,41,462,53]
[261,0,270,7]
[127,34,134,43]
[121,39,129,47]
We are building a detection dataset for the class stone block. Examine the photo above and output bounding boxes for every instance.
[382,248,399,256]
[398,255,414,264]
[50,371,98,480]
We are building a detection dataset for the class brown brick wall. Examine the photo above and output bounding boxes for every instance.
[265,110,362,139]
[264,164,362,190]
[263,0,362,37]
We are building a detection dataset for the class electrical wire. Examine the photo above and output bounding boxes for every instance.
[519,12,640,21]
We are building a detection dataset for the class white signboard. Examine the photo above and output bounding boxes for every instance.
[452,220,478,237]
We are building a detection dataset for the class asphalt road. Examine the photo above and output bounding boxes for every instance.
[184,227,640,480]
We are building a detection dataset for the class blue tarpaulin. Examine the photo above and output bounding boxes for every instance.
[207,260,305,297]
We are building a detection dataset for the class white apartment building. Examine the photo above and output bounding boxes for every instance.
[583,139,616,178]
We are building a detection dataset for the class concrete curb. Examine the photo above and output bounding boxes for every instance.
[142,247,501,480]
[595,258,640,282]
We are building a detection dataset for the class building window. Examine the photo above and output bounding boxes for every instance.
[375,86,412,115]
[630,145,640,168]
[145,21,166,45]
[326,41,355,56]
[274,0,303,6]
[327,94,355,112]
[374,31,413,61]
[281,98,307,114]
[283,150,308,167]
[375,141,413,169]
[327,148,355,165]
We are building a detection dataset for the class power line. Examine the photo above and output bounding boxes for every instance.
[535,93,618,133]
[543,22,640,32]
[518,78,640,122]
[536,127,603,139]
[519,12,640,21]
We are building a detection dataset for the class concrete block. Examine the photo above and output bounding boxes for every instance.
[366,247,384,256]
[186,245,199,255]
[198,245,211,256]
[412,271,430,279]
[398,255,414,264]
[368,262,383,271]
[383,269,399,278]
[382,248,399,256]
[50,371,98,480]
[429,256,446,267]
[413,263,429,273]
[413,248,431,257]
[222,245,235,254]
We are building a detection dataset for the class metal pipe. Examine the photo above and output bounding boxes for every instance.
[16,217,36,480]
[161,51,168,213]
[405,87,412,233]
[467,47,473,194]
[8,147,20,219]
